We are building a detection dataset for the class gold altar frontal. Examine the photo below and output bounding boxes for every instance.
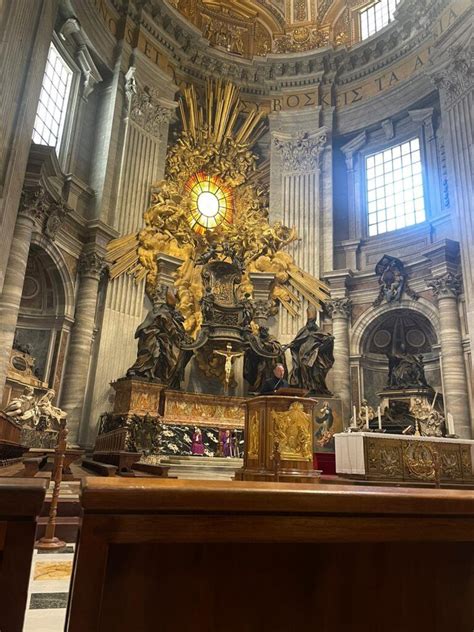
[112,378,245,429]
[162,390,245,429]
[335,432,474,485]
[236,395,321,484]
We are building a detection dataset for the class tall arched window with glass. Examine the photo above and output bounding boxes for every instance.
[359,0,401,40]
[32,43,74,153]
[366,138,426,236]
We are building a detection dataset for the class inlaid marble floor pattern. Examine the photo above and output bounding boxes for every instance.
[23,544,75,632]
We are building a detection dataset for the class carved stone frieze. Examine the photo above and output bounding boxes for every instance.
[326,297,352,319]
[273,130,327,172]
[130,87,175,136]
[432,45,473,108]
[78,252,106,279]
[427,272,462,300]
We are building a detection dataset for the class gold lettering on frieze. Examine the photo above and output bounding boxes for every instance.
[271,89,318,112]
[335,0,469,109]
[89,0,119,36]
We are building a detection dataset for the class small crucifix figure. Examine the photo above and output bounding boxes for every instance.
[213,343,244,394]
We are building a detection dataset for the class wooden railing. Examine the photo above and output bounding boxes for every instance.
[94,427,127,452]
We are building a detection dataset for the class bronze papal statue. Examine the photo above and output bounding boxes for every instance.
[288,306,334,396]
[127,290,191,388]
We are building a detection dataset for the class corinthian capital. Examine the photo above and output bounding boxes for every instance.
[427,272,462,299]
[19,187,69,239]
[78,252,106,280]
[326,297,352,319]
[432,45,473,108]
[273,129,327,172]
[130,87,175,136]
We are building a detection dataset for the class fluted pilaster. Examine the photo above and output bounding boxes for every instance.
[272,127,328,339]
[430,39,474,382]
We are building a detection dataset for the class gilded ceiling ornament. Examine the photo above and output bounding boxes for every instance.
[106,79,330,336]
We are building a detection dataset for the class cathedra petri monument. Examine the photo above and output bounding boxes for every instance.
[102,79,336,479]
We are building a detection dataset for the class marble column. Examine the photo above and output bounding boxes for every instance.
[0,189,49,393]
[60,252,104,443]
[326,298,352,421]
[428,273,471,438]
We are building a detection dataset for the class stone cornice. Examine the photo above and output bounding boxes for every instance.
[137,0,453,91]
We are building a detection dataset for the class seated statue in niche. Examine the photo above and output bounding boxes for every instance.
[288,306,334,396]
[387,352,428,389]
[243,325,286,392]
[127,289,192,388]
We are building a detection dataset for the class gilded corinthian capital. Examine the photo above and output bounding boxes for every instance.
[273,129,327,172]
[326,297,352,319]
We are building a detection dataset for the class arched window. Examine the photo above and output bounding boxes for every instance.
[359,0,401,40]
[366,138,425,236]
[32,42,76,154]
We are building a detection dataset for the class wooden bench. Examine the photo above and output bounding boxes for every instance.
[66,479,474,632]
[0,479,47,632]
[81,459,117,477]
[22,454,48,477]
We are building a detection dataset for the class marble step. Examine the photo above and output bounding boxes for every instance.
[158,456,243,480]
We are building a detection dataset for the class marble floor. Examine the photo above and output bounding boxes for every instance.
[23,543,74,632]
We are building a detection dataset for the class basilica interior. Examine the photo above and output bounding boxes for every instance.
[0,0,473,630]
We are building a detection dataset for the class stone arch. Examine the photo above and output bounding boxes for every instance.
[30,234,75,321]
[350,298,439,357]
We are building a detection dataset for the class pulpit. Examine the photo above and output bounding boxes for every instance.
[235,394,321,483]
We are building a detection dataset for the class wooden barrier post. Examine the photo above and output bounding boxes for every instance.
[35,420,68,550]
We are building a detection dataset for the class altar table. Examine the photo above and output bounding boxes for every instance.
[335,432,474,484]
